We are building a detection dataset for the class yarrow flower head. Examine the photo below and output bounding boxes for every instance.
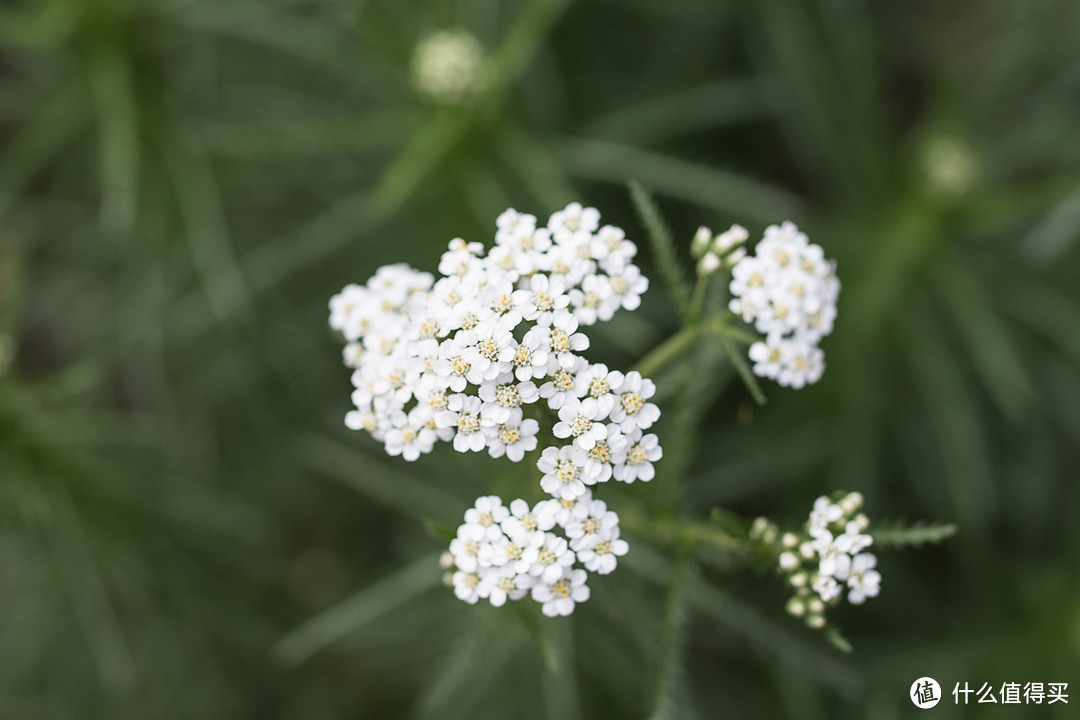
[752,492,879,630]
[444,491,626,616]
[329,203,662,614]
[723,221,840,389]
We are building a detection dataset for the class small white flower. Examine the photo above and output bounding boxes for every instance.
[531,567,590,617]
[436,394,489,453]
[580,423,627,483]
[478,378,539,424]
[612,431,662,483]
[845,553,881,605]
[553,397,609,451]
[812,574,843,603]
[576,530,628,575]
[463,495,510,542]
[537,310,589,371]
[548,202,600,242]
[573,362,623,416]
[538,358,584,410]
[501,498,557,542]
[383,408,437,461]
[484,409,539,462]
[537,445,590,500]
[452,570,484,604]
[564,498,620,551]
[500,328,550,382]
[609,371,660,433]
[530,533,576,583]
[567,273,612,326]
[512,273,570,321]
[448,523,485,573]
[606,265,648,313]
[480,566,535,607]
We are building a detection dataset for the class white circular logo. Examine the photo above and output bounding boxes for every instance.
[911,677,941,709]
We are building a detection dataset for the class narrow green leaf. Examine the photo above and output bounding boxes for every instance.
[565,140,805,224]
[721,335,767,405]
[933,255,1034,421]
[425,519,457,542]
[871,521,958,548]
[823,626,853,654]
[628,180,691,313]
[275,553,441,665]
[297,434,466,524]
[647,541,694,720]
[581,79,765,146]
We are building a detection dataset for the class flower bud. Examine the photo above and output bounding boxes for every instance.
[840,492,863,515]
[785,597,806,617]
[691,226,712,259]
[713,224,749,253]
[697,252,721,276]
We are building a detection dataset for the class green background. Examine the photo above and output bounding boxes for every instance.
[1,0,1078,718]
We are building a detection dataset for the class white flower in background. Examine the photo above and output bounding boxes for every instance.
[728,222,839,389]
[412,30,488,104]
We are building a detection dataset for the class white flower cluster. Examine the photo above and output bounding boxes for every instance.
[443,492,628,616]
[727,221,839,389]
[411,30,488,104]
[329,203,660,479]
[754,492,880,629]
[328,203,663,613]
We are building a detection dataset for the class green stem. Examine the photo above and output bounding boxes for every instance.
[619,511,748,554]
[647,538,694,720]
[633,311,754,378]
[686,273,709,325]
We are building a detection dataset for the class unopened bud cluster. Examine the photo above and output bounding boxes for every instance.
[691,224,749,276]
[753,492,880,629]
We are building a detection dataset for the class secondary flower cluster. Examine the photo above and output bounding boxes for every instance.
[443,491,628,616]
[726,221,840,389]
[328,203,663,614]
[753,492,880,629]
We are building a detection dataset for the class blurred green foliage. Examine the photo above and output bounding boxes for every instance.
[1,0,1079,718]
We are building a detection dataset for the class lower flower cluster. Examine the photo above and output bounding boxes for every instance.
[753,492,881,629]
[443,491,627,616]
